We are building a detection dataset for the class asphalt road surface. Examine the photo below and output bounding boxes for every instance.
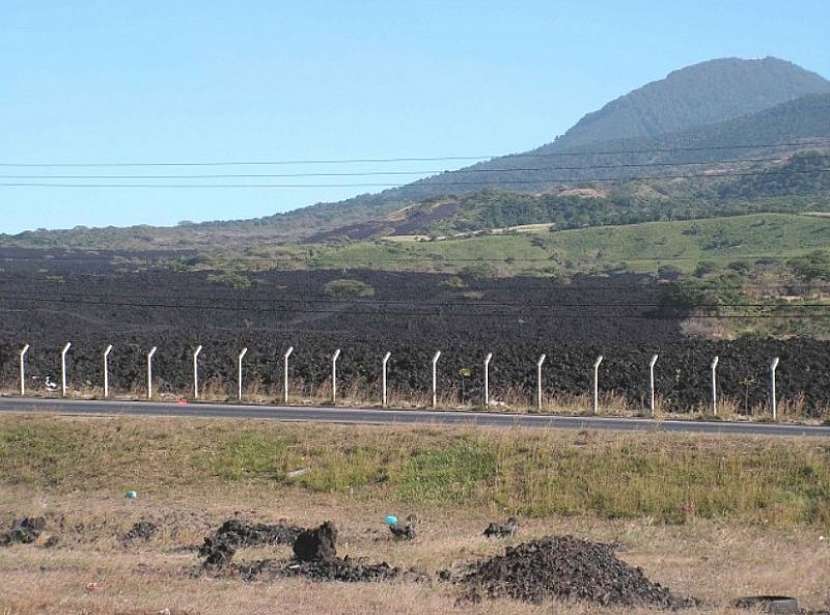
[1,396,829,438]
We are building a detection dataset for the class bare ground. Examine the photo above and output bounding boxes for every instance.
[1,484,829,614]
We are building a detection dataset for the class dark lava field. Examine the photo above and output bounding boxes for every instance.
[0,249,827,414]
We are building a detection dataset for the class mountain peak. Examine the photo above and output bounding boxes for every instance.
[556,56,830,149]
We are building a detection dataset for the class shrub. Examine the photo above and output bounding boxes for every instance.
[206,271,252,289]
[694,261,718,277]
[727,260,751,274]
[657,264,683,281]
[324,279,376,298]
[788,250,830,282]
[460,262,497,279]
[660,271,745,310]
[440,276,467,289]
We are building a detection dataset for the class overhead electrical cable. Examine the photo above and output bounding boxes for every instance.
[1,167,828,188]
[0,139,827,167]
[0,156,793,179]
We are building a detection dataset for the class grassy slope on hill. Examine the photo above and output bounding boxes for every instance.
[5,148,827,254]
[3,73,829,251]
[309,213,830,275]
[322,151,830,241]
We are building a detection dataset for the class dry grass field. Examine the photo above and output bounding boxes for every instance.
[1,414,829,614]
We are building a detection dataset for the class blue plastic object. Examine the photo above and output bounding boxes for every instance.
[385,514,398,526]
[125,490,138,500]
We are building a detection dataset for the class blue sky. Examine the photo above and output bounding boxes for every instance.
[2,0,829,233]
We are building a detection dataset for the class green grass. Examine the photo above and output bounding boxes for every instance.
[2,416,829,528]
[310,213,830,275]
[398,440,498,503]
[546,213,830,272]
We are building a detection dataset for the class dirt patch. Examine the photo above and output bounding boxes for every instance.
[557,187,608,199]
[121,520,158,544]
[451,535,696,608]
[199,518,305,569]
[115,610,196,615]
[0,517,47,547]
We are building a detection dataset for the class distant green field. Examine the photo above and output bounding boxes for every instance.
[310,213,830,275]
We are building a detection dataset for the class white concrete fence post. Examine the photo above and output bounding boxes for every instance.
[331,349,341,404]
[147,347,157,400]
[237,347,248,401]
[19,344,30,396]
[649,354,659,416]
[61,342,72,398]
[536,354,546,410]
[710,356,719,415]
[193,345,203,400]
[283,346,294,404]
[431,351,441,409]
[103,345,113,399]
[770,357,780,421]
[592,355,604,415]
[381,352,391,408]
[484,352,493,408]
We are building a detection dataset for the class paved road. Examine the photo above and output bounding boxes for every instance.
[1,396,828,438]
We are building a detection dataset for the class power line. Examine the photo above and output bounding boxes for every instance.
[1,167,827,189]
[0,139,827,167]
[0,157,790,180]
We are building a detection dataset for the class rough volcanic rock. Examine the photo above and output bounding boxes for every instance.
[236,556,414,583]
[198,518,305,570]
[4,263,830,415]
[483,517,518,538]
[293,521,338,563]
[454,535,696,608]
[211,519,426,584]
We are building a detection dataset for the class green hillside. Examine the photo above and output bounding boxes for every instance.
[10,147,828,254]
[304,151,830,241]
[310,213,830,275]
[716,149,830,198]
[4,57,829,250]
[212,90,830,239]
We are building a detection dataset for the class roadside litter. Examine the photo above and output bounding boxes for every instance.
[387,514,417,540]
